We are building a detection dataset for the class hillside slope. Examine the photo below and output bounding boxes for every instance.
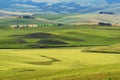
[84,44,120,53]
[0,10,32,16]
[0,0,120,14]
[55,14,120,24]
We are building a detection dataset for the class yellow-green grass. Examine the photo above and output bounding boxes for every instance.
[84,44,120,53]
[0,48,120,80]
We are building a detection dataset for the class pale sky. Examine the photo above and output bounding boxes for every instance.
[31,0,107,6]
[32,0,62,3]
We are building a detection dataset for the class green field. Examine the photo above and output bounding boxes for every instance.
[0,14,120,80]
[0,48,120,80]
[0,25,120,49]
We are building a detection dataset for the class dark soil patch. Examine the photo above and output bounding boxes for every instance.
[16,38,27,43]
[28,55,60,65]
[18,69,35,72]
[27,45,68,48]
[83,50,120,54]
[37,39,67,45]
[12,32,55,38]
[12,32,85,42]
[11,68,35,72]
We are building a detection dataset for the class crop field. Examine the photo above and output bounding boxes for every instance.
[0,48,120,80]
[0,24,120,80]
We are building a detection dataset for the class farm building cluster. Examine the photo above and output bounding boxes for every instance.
[10,23,65,28]
[10,24,38,28]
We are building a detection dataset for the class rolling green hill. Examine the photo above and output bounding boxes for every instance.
[0,25,120,49]
[33,14,74,20]
[1,14,120,26]
[0,17,57,26]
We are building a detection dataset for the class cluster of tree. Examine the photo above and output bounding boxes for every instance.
[98,22,112,26]
[56,23,65,26]
[17,15,35,19]
[99,12,114,14]
[39,23,65,27]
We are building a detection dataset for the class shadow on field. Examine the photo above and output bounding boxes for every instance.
[12,68,35,72]
[82,50,120,54]
[12,32,55,38]
[28,55,60,65]
[37,39,67,44]
[12,32,85,42]
[16,38,27,43]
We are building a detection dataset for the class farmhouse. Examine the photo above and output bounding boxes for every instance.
[10,25,18,28]
[19,25,26,28]
[10,24,39,28]
[28,24,38,28]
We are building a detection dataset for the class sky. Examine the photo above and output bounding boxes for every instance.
[32,0,62,3]
[31,0,107,6]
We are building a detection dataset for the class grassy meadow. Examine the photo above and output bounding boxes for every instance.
[0,14,120,80]
[0,48,120,80]
[0,25,120,49]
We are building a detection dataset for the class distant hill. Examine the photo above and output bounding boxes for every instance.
[0,0,120,14]
[99,3,120,14]
[55,14,120,24]
[0,10,32,16]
